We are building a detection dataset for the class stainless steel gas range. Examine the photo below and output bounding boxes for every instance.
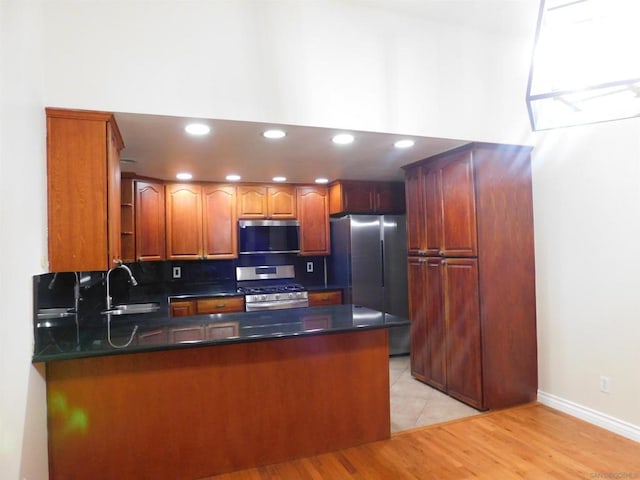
[236,265,309,311]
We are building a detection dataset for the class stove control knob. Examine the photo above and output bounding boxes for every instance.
[261,295,267,301]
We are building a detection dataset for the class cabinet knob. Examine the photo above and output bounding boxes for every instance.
[438,250,444,256]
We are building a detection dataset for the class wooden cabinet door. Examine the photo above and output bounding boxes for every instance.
[343,182,373,213]
[165,183,203,260]
[425,257,446,391]
[297,186,330,255]
[170,300,194,318]
[135,180,166,261]
[405,167,425,256]
[373,183,405,214]
[267,186,296,218]
[422,163,443,257]
[203,184,237,259]
[443,258,483,408]
[407,257,427,381]
[439,151,477,257]
[237,185,267,218]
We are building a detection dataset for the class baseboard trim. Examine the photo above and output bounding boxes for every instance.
[537,390,640,442]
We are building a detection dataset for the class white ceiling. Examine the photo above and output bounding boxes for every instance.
[115,112,468,184]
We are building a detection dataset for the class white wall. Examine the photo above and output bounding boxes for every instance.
[533,119,640,430]
[41,0,536,144]
[2,0,638,478]
[0,1,49,480]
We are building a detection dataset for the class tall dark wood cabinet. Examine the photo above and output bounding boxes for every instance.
[404,142,536,410]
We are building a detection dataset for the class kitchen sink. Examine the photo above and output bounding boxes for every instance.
[101,302,160,315]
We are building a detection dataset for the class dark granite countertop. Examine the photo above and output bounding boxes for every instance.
[33,304,409,363]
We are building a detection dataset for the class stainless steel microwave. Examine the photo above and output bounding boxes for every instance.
[238,220,300,254]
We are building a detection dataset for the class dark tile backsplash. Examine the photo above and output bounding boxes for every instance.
[34,254,327,322]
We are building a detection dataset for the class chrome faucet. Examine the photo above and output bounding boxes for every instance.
[105,264,139,349]
[106,264,138,310]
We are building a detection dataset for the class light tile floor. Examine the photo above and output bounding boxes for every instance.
[389,355,481,433]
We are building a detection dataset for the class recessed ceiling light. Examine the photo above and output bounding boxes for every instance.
[226,174,241,181]
[263,129,286,139]
[332,133,354,145]
[184,123,210,135]
[315,178,329,184]
[272,176,287,182]
[394,139,415,149]
[176,172,193,180]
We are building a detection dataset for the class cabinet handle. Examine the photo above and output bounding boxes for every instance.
[438,250,444,256]
[216,303,226,308]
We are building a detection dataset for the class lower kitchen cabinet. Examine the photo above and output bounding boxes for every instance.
[169,300,194,318]
[308,290,343,307]
[409,257,482,409]
[195,296,245,314]
[170,296,245,317]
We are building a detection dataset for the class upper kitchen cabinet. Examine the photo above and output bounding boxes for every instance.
[328,180,405,215]
[165,183,203,260]
[135,179,166,261]
[404,152,477,258]
[202,184,237,259]
[296,185,330,256]
[46,108,123,272]
[164,182,238,261]
[237,184,296,219]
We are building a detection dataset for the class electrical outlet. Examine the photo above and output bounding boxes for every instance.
[306,262,314,273]
[172,266,181,279]
[600,375,611,393]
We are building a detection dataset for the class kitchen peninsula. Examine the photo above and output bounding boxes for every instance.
[35,303,406,480]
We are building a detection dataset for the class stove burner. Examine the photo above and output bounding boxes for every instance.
[237,284,304,295]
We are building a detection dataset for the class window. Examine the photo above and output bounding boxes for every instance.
[527,0,640,130]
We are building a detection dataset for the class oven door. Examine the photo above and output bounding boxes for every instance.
[245,298,309,312]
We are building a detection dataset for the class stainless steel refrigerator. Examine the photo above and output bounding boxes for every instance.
[328,215,410,355]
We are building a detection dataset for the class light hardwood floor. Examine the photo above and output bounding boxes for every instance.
[201,403,640,479]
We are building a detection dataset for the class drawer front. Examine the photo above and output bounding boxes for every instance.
[196,296,245,314]
[308,290,343,307]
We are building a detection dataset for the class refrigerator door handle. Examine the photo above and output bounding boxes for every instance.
[380,239,385,287]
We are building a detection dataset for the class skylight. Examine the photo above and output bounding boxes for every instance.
[527,0,640,130]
